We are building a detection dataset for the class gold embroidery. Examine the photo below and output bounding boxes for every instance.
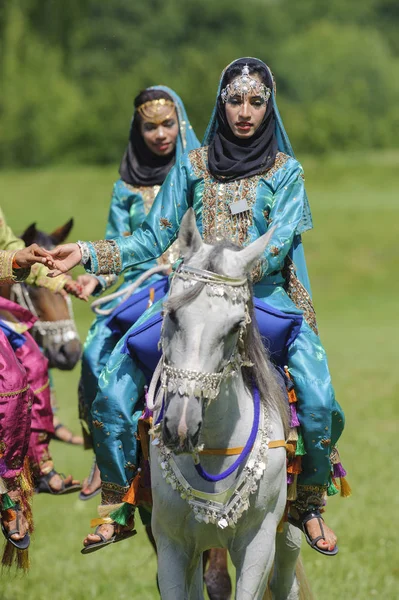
[270,245,280,256]
[189,148,289,251]
[101,481,130,505]
[282,257,318,335]
[90,240,122,275]
[292,483,327,513]
[125,184,161,215]
[33,379,50,396]
[160,217,173,230]
[92,420,104,429]
[0,384,30,398]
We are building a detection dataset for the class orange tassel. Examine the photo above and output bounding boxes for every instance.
[287,455,302,475]
[122,472,141,506]
[339,476,352,498]
[285,442,296,457]
[288,388,297,404]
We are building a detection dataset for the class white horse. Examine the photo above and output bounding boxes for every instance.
[149,209,306,599]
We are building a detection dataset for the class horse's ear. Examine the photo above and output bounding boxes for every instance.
[235,226,276,274]
[50,218,74,244]
[20,223,37,246]
[178,209,203,260]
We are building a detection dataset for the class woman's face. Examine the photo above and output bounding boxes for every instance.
[139,105,179,156]
[224,73,267,139]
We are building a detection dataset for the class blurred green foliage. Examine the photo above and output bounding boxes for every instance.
[1,0,399,166]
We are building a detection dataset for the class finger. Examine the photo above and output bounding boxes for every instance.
[30,244,52,257]
[46,269,63,278]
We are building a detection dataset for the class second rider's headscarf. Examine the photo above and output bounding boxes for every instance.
[119,86,199,187]
[207,58,278,182]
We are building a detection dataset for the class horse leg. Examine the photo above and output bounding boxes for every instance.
[156,534,204,600]
[203,548,232,600]
[230,515,277,600]
[268,523,301,600]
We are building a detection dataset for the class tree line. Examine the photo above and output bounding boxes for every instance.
[1,0,398,167]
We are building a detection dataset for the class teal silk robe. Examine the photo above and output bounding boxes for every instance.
[79,86,199,443]
[88,147,344,511]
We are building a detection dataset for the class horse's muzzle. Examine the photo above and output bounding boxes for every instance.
[162,418,201,454]
[45,340,82,370]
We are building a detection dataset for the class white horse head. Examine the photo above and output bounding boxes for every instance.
[160,208,279,453]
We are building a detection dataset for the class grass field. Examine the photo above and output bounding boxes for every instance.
[0,152,398,599]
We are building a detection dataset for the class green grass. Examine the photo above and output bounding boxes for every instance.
[0,153,398,599]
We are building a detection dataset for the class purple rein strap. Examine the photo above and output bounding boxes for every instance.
[194,383,261,483]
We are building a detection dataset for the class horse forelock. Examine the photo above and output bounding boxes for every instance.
[165,241,244,315]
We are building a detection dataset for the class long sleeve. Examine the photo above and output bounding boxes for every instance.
[0,208,25,252]
[105,181,138,240]
[82,157,192,276]
[262,163,306,276]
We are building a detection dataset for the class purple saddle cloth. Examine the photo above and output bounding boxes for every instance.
[107,277,169,337]
[122,298,303,382]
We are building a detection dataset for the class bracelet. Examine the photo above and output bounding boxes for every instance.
[77,241,90,265]
[12,255,22,270]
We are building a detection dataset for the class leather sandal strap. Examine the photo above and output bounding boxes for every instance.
[94,526,111,544]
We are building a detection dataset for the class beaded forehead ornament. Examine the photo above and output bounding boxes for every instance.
[136,98,176,125]
[220,64,271,104]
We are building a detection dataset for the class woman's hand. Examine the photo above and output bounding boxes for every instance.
[75,274,99,300]
[14,244,52,269]
[45,243,82,276]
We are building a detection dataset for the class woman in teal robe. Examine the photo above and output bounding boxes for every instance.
[48,59,346,555]
[78,86,199,499]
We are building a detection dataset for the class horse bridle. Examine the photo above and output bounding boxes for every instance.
[10,283,80,347]
[147,263,252,412]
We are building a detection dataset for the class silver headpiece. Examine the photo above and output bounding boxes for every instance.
[220,64,271,104]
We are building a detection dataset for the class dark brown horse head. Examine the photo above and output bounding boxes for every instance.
[13,219,82,370]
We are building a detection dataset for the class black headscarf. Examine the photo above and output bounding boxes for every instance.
[208,58,278,182]
[119,90,176,187]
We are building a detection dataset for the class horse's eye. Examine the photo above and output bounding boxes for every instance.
[168,310,178,324]
[230,320,243,334]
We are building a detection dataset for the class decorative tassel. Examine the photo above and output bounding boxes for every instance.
[122,472,141,506]
[98,502,124,519]
[288,388,297,404]
[2,541,16,568]
[287,473,294,485]
[285,442,296,457]
[327,477,339,497]
[295,431,306,456]
[1,494,15,510]
[109,502,133,526]
[289,403,300,428]
[287,456,302,475]
[339,476,352,498]
[287,474,298,501]
[333,462,347,479]
[90,516,113,528]
[0,477,7,495]
[16,548,30,572]
[287,427,298,442]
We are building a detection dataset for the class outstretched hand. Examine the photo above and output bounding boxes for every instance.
[14,244,53,269]
[75,274,99,300]
[45,243,82,277]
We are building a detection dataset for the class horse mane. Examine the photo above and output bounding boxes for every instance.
[165,241,289,435]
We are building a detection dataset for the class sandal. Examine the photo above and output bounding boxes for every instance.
[81,522,137,555]
[288,509,338,556]
[1,502,30,550]
[79,459,101,501]
[35,469,82,495]
[53,423,83,446]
